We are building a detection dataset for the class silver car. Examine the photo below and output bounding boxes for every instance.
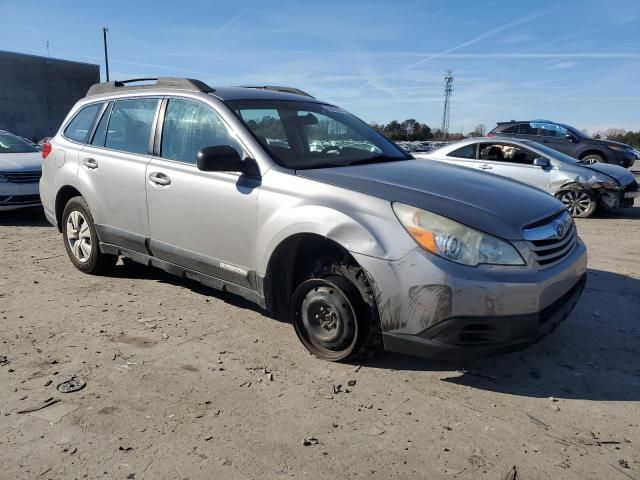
[40,78,587,362]
[0,130,43,211]
[417,138,639,218]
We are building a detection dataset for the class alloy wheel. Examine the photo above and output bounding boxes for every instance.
[558,190,592,217]
[66,210,92,263]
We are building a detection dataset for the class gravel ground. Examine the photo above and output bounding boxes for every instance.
[1,206,639,480]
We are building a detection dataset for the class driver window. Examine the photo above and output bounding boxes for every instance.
[480,144,536,165]
[540,124,568,138]
[161,98,242,164]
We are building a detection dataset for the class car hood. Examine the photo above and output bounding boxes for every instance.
[0,152,42,172]
[297,160,565,240]
[598,139,633,149]
[584,163,637,187]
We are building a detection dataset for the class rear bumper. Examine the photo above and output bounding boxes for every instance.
[382,274,586,361]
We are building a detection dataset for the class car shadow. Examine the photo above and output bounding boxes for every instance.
[365,268,640,401]
[110,258,280,320]
[0,207,51,227]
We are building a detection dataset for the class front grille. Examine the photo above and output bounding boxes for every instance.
[1,171,42,183]
[528,222,577,267]
[0,194,41,205]
[523,211,577,268]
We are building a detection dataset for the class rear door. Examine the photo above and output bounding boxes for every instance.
[476,142,551,192]
[79,97,160,252]
[515,123,542,142]
[145,96,259,289]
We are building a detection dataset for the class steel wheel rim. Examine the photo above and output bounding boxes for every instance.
[559,190,592,216]
[66,210,92,263]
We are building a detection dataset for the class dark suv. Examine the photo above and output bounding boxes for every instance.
[488,120,638,168]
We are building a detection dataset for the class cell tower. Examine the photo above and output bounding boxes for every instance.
[441,70,454,140]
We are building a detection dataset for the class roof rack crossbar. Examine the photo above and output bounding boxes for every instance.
[241,85,315,98]
[86,77,215,97]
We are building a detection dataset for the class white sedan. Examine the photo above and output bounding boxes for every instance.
[0,130,43,211]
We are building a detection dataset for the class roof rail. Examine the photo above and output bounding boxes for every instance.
[242,85,315,98]
[86,77,215,97]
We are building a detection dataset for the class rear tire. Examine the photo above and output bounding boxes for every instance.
[61,196,117,274]
[291,260,382,362]
[555,188,598,218]
[581,153,604,164]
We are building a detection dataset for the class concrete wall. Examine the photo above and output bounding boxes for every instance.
[0,50,100,141]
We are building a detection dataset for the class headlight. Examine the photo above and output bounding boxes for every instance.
[598,181,621,190]
[392,203,525,266]
[608,144,632,153]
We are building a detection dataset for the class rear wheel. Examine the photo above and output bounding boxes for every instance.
[291,261,382,362]
[555,188,597,218]
[581,153,604,164]
[62,196,117,274]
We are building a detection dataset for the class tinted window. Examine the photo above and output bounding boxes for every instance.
[501,125,518,134]
[91,103,112,147]
[480,144,537,165]
[161,98,241,164]
[64,104,102,143]
[540,124,567,137]
[105,98,159,155]
[0,132,38,153]
[517,124,539,135]
[447,144,476,159]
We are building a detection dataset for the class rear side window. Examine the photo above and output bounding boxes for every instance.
[64,103,102,143]
[161,98,241,164]
[500,125,518,134]
[91,102,112,147]
[517,124,539,135]
[105,98,159,155]
[447,144,476,159]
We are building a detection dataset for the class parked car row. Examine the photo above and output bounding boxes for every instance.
[414,137,639,218]
[0,130,43,211]
[35,77,589,363]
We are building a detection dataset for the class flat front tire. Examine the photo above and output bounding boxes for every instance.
[291,261,382,362]
[61,196,117,274]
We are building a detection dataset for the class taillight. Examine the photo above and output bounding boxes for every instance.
[42,139,52,159]
[486,132,495,137]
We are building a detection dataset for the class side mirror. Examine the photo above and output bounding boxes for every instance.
[196,145,260,176]
[533,157,551,168]
[565,133,577,142]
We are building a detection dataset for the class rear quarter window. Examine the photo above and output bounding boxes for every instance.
[447,144,476,159]
[64,103,102,143]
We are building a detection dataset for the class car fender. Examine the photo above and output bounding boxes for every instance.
[255,203,414,277]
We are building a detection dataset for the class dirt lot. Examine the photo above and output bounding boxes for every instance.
[1,206,639,480]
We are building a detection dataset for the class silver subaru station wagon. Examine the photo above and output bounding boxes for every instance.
[40,78,587,362]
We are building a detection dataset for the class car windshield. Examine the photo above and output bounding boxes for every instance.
[226,100,410,169]
[527,142,582,164]
[0,132,38,154]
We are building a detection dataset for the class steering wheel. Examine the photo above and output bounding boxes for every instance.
[321,145,341,155]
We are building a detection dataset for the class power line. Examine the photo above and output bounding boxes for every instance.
[441,70,454,140]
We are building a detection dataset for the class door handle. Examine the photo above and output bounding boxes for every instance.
[83,158,98,169]
[478,164,493,170]
[149,172,171,186]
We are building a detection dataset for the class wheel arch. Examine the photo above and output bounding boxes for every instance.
[55,185,84,232]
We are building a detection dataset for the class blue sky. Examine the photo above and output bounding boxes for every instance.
[2,0,640,132]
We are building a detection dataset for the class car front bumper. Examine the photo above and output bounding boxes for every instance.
[0,181,41,211]
[353,238,588,361]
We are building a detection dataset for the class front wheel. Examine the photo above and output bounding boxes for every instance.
[581,154,604,164]
[61,196,117,274]
[291,262,382,362]
[555,188,597,218]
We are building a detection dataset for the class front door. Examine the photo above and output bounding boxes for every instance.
[476,142,552,193]
[145,97,259,289]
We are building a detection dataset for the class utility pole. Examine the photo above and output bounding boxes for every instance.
[103,27,110,82]
[440,70,454,140]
